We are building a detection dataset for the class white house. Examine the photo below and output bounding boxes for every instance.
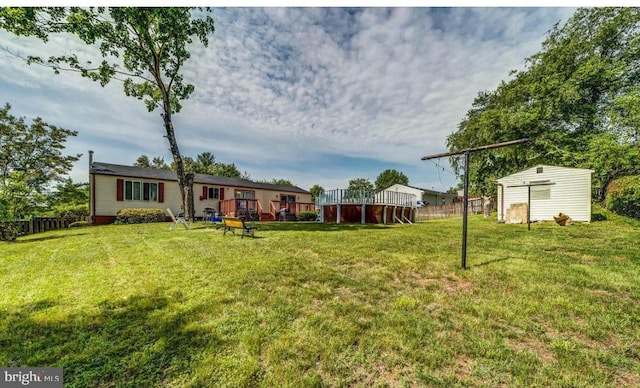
[494,165,594,223]
[384,184,457,206]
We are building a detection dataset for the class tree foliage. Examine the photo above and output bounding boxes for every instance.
[134,152,246,179]
[309,184,325,201]
[258,178,294,186]
[0,7,216,220]
[46,178,89,217]
[347,178,374,192]
[134,155,170,170]
[605,175,640,219]
[374,169,409,191]
[447,7,640,198]
[0,103,80,219]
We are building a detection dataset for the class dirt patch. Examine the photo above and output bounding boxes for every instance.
[613,370,640,387]
[505,337,556,363]
[439,274,473,295]
[580,254,595,262]
[453,355,474,380]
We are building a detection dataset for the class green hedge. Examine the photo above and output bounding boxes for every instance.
[297,210,318,221]
[606,175,640,220]
[115,208,166,224]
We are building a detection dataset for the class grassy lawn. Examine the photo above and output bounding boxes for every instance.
[1,209,639,387]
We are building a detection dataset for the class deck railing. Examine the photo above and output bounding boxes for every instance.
[220,199,260,219]
[317,189,417,208]
[271,201,316,215]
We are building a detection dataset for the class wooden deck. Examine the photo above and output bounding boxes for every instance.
[220,199,316,221]
[316,189,417,224]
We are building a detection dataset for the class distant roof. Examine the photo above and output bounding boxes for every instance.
[404,184,457,197]
[91,162,310,194]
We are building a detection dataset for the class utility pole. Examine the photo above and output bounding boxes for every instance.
[421,138,529,269]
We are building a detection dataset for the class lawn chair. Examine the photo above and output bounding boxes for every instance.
[167,208,189,230]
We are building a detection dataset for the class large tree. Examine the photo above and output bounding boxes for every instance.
[0,103,80,220]
[374,169,409,191]
[0,7,215,220]
[309,184,324,202]
[347,178,374,192]
[446,7,640,198]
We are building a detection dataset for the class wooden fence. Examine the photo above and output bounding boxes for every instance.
[415,200,485,221]
[7,216,89,237]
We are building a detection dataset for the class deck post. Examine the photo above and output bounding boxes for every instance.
[336,204,341,224]
[383,205,387,224]
[361,204,366,224]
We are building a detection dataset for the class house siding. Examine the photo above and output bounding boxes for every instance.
[496,165,593,222]
[93,173,312,222]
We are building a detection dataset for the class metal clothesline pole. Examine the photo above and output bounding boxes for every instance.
[421,138,529,269]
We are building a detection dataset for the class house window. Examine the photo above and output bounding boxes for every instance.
[143,182,158,201]
[531,185,550,200]
[149,183,158,201]
[125,181,133,200]
[132,182,141,200]
[208,187,219,199]
[235,190,255,199]
[280,194,296,202]
[536,167,543,174]
[124,180,158,201]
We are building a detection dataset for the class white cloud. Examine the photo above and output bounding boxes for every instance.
[0,7,576,190]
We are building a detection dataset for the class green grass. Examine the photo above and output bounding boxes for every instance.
[1,208,639,387]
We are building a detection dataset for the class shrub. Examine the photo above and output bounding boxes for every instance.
[54,204,89,218]
[297,210,318,221]
[69,221,90,228]
[605,175,640,220]
[115,208,166,224]
[0,222,21,242]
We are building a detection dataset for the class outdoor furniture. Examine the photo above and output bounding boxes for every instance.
[167,208,189,230]
[222,216,256,238]
[203,207,221,223]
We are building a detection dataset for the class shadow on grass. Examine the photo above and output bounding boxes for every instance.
[250,222,394,232]
[15,232,90,244]
[0,292,217,386]
[471,256,511,268]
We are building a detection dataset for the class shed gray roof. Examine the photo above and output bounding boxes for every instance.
[91,162,310,194]
[405,184,457,197]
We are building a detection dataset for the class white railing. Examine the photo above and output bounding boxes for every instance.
[316,189,417,208]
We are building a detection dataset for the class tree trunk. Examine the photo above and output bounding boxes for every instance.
[185,173,195,221]
[162,110,191,217]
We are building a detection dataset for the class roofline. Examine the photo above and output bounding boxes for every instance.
[495,165,595,183]
[91,161,311,194]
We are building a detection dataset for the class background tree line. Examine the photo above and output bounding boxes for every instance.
[447,7,640,202]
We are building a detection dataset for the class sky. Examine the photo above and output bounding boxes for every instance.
[0,7,579,192]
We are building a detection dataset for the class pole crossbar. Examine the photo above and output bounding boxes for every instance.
[421,138,529,269]
[421,138,529,160]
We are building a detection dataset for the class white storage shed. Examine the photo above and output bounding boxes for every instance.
[495,165,594,223]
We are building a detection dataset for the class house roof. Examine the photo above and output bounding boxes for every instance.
[388,184,456,197]
[91,162,311,194]
[494,165,594,184]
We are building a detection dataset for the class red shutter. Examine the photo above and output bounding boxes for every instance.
[158,182,164,203]
[219,187,225,200]
[116,179,124,201]
[200,186,208,200]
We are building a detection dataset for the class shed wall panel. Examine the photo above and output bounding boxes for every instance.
[496,166,592,222]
